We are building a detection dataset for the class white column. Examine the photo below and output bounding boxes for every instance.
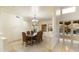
[52,7,59,48]
[0,18,6,52]
[0,36,7,52]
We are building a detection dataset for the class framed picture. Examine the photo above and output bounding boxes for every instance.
[41,24,47,32]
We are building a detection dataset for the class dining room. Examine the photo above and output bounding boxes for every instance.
[1,6,79,52]
[0,6,59,52]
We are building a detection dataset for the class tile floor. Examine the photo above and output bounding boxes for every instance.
[7,38,53,52]
[6,38,79,52]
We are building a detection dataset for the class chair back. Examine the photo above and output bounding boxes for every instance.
[40,31,43,41]
[22,32,27,42]
[31,31,34,35]
[36,31,43,42]
[27,31,30,35]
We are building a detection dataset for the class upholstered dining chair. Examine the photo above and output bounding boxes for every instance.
[22,32,32,46]
[40,31,43,41]
[26,36,32,45]
[31,31,34,35]
[35,31,43,43]
[22,32,27,45]
[27,31,30,35]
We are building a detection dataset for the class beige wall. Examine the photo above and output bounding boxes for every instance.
[0,12,30,42]
[39,19,52,31]
[0,12,53,42]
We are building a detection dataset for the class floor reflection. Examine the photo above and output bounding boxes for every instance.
[53,39,79,52]
[7,38,79,52]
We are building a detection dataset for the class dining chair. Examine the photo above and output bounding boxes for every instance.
[35,31,43,43]
[31,31,34,35]
[22,32,33,46]
[26,36,32,46]
[27,31,30,35]
[22,32,27,45]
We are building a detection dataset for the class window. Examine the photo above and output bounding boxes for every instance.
[62,7,76,14]
[32,6,39,16]
[56,9,61,16]
[41,24,47,32]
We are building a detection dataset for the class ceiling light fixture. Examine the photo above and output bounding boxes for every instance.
[32,6,39,22]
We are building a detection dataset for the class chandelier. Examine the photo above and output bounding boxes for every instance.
[31,6,39,31]
[32,6,39,22]
[32,15,39,22]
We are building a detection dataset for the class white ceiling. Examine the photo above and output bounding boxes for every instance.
[0,6,54,20]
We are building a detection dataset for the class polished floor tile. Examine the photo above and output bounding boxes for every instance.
[6,39,79,52]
